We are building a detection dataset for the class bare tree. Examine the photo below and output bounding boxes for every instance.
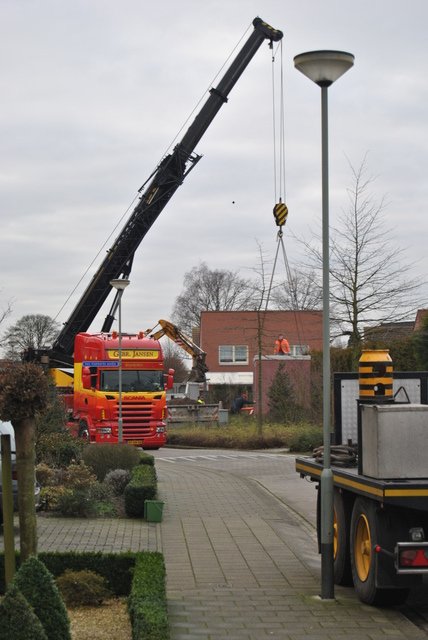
[172,262,255,332]
[271,268,322,311]
[161,340,190,383]
[0,298,12,346]
[2,314,60,361]
[299,157,424,347]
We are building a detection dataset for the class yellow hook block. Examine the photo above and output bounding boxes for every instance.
[273,201,288,227]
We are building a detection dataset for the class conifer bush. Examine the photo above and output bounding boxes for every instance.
[13,556,71,640]
[0,583,48,640]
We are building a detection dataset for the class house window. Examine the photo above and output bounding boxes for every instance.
[291,344,309,356]
[219,345,248,365]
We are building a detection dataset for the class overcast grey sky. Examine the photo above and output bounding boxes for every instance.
[1,0,427,344]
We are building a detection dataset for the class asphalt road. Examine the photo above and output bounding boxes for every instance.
[152,447,317,528]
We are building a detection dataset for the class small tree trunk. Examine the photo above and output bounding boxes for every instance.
[13,417,37,560]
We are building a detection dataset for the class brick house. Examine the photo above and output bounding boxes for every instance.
[199,310,323,411]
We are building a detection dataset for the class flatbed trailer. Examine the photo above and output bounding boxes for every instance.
[296,455,428,606]
[295,364,428,606]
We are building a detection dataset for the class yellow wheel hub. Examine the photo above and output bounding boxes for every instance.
[355,513,372,582]
[333,508,338,560]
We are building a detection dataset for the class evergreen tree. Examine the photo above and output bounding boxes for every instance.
[13,556,71,640]
[267,363,303,423]
[0,583,48,640]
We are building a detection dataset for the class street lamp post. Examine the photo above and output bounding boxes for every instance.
[294,50,354,600]
[109,278,130,444]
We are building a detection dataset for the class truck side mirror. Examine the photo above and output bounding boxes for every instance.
[82,367,92,390]
[165,368,175,390]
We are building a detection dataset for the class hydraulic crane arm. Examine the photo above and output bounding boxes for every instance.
[50,17,283,367]
[146,319,208,383]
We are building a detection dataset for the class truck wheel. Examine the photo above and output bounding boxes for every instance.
[333,489,353,586]
[78,421,90,442]
[350,497,409,606]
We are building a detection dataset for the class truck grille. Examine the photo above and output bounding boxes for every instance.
[114,400,156,438]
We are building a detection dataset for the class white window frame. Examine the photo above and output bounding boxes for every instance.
[219,345,249,366]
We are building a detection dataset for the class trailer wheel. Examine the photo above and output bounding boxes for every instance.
[350,497,409,606]
[333,489,353,586]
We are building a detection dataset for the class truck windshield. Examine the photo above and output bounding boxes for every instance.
[100,370,164,392]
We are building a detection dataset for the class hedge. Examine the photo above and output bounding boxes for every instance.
[0,551,169,640]
[124,464,157,518]
[128,553,169,640]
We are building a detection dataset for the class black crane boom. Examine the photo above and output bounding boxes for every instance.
[50,17,283,367]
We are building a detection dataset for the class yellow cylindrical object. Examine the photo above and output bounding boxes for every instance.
[359,349,393,402]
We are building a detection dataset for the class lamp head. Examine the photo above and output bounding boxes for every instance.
[294,50,354,87]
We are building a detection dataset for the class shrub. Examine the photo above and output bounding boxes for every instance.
[35,462,56,487]
[285,425,323,452]
[36,430,84,467]
[56,488,98,518]
[40,486,73,512]
[128,553,169,640]
[13,556,71,640]
[37,552,135,596]
[63,461,97,490]
[0,583,48,640]
[87,482,117,517]
[104,468,131,496]
[139,452,155,466]
[56,569,112,607]
[82,443,141,481]
[166,422,323,452]
[124,464,157,518]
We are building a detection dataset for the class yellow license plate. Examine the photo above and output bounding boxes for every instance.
[127,439,144,446]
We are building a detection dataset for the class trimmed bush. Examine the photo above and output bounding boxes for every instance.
[124,464,157,518]
[56,569,112,607]
[128,553,169,640]
[139,452,155,466]
[82,443,141,481]
[40,551,135,596]
[13,556,71,640]
[0,583,48,640]
[104,468,131,496]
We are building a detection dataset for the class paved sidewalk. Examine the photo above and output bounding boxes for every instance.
[156,461,427,640]
[1,458,427,639]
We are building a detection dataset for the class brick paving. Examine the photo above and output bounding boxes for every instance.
[1,457,427,639]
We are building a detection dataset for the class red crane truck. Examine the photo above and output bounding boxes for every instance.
[59,332,173,447]
[296,350,428,606]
